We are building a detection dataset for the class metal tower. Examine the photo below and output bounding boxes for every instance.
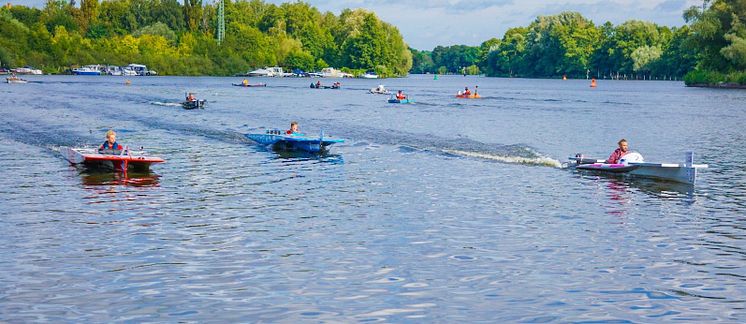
[217,0,225,45]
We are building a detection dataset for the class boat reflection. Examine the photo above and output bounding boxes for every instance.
[79,169,161,187]
[574,173,696,217]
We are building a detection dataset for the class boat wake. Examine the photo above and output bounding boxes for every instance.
[443,149,562,168]
[150,101,182,107]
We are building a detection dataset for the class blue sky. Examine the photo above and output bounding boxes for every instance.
[8,0,702,49]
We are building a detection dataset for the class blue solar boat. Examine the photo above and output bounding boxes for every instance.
[245,129,345,153]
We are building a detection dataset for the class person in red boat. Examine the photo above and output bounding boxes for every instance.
[606,139,629,164]
[286,121,299,135]
[99,129,123,153]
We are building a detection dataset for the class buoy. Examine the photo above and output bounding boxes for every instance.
[562,75,567,81]
[590,78,597,88]
[434,74,438,80]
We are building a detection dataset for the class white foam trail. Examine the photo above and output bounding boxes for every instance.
[150,101,181,107]
[444,149,562,168]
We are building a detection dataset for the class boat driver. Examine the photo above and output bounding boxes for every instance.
[186,92,196,102]
[396,90,406,100]
[606,139,629,164]
[286,121,299,135]
[99,129,123,154]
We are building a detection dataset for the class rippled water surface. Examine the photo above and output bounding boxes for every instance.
[1,75,745,322]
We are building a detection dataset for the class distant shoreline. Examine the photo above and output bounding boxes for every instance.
[686,83,746,89]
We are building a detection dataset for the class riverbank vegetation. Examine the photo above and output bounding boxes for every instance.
[411,12,697,81]
[413,1,744,85]
[0,0,412,76]
[682,0,746,86]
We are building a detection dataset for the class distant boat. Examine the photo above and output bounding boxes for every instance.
[240,67,289,77]
[126,64,157,76]
[12,66,42,75]
[72,65,102,75]
[6,76,28,84]
[362,71,379,79]
[315,67,353,78]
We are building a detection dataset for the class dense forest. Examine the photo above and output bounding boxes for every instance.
[0,0,412,76]
[412,0,745,85]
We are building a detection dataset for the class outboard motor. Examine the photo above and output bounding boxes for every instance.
[619,152,644,165]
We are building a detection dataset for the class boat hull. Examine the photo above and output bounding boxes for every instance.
[388,98,412,104]
[73,71,101,75]
[61,147,165,172]
[232,83,267,87]
[456,94,481,99]
[182,100,206,110]
[245,133,344,153]
[569,154,707,185]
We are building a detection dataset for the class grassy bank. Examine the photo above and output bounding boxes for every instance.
[684,69,746,88]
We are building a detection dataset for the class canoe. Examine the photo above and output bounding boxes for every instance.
[182,100,206,110]
[388,98,412,104]
[245,129,344,153]
[456,93,480,99]
[568,152,707,185]
[232,83,267,87]
[61,147,165,172]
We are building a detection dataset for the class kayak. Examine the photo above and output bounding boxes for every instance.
[61,147,165,172]
[245,129,344,153]
[388,98,413,104]
[232,83,267,87]
[568,152,708,185]
[182,100,206,110]
[456,93,480,99]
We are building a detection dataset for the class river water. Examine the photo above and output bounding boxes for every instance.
[1,75,744,322]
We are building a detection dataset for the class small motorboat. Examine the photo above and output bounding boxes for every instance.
[232,82,267,87]
[5,76,28,84]
[61,146,165,172]
[245,129,344,153]
[568,152,708,185]
[388,98,413,104]
[182,100,206,110]
[310,82,341,89]
[369,86,389,94]
[456,93,481,99]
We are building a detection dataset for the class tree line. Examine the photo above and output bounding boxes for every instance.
[411,11,698,81]
[0,0,412,76]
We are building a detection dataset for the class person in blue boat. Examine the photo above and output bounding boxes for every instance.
[286,121,299,135]
[99,129,123,153]
[606,139,629,164]
[396,90,407,100]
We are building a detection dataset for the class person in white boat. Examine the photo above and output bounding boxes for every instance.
[606,139,629,164]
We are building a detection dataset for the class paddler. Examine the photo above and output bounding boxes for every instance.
[463,87,471,96]
[286,121,299,135]
[606,139,629,164]
[99,129,123,153]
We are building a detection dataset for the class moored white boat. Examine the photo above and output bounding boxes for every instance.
[72,65,102,75]
[568,152,708,185]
